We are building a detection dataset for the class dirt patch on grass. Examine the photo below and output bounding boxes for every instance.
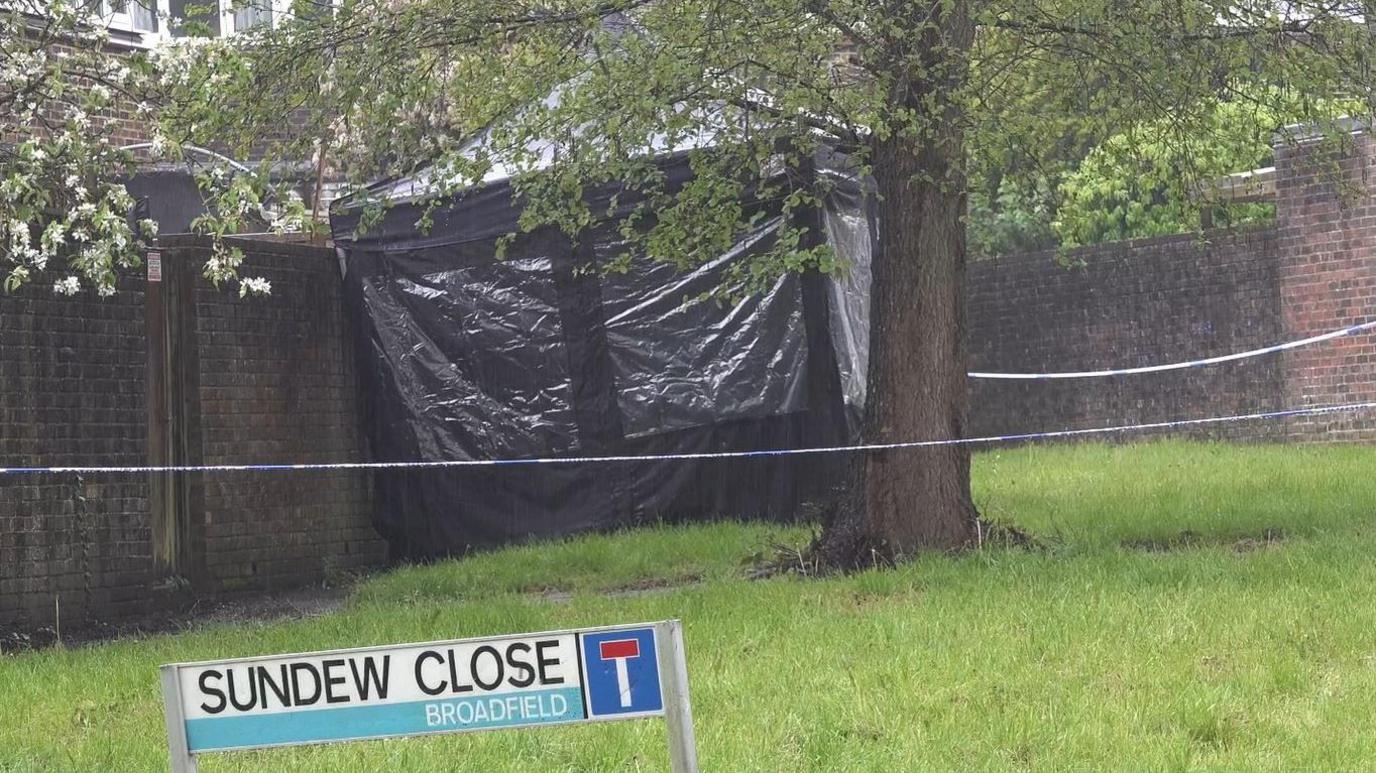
[192,585,352,624]
[1,584,355,654]
[3,572,712,652]
[744,519,1043,580]
[613,574,704,593]
[1124,527,1287,553]
[1231,528,1288,552]
[538,573,705,604]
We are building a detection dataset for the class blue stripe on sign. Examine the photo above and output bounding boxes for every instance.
[185,687,586,752]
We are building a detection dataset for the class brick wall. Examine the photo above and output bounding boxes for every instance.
[0,277,156,629]
[967,228,1287,441]
[0,41,153,150]
[967,131,1376,444]
[171,238,387,591]
[1,237,384,633]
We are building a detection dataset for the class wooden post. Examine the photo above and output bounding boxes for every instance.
[146,249,177,573]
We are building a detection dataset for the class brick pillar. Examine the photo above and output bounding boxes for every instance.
[1274,130,1376,441]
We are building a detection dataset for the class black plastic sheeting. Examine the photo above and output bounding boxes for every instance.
[122,168,207,234]
[333,151,872,557]
[817,154,877,432]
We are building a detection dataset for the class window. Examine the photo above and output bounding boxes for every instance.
[221,0,340,35]
[103,0,159,34]
[94,0,338,44]
[229,0,272,32]
[168,0,220,36]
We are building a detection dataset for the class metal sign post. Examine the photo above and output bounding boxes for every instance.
[160,620,697,772]
[160,666,197,773]
[655,620,698,773]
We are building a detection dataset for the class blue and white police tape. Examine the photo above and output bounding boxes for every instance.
[969,319,1376,379]
[2,401,1373,476]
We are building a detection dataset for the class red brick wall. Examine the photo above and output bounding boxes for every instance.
[1274,133,1376,441]
[4,41,312,161]
[0,41,154,150]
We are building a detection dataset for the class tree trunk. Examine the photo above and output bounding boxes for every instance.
[816,1,979,564]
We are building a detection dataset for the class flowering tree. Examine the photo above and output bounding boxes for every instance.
[9,0,1376,562]
[0,1,159,296]
[0,1,302,297]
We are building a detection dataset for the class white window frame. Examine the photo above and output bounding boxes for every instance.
[220,0,338,35]
[221,0,274,35]
[100,0,170,45]
[89,0,339,44]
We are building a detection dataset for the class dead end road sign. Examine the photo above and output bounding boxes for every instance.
[160,620,696,772]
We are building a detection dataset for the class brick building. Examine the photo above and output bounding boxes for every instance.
[98,1,321,44]
[16,4,333,235]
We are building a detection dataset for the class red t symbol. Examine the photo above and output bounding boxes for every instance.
[598,639,641,707]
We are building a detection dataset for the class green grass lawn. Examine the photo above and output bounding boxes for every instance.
[3,441,1376,771]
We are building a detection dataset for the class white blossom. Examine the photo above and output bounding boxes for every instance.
[239,277,272,297]
[53,276,80,295]
[149,132,170,159]
[41,222,66,250]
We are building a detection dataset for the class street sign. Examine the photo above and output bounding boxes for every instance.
[161,620,696,772]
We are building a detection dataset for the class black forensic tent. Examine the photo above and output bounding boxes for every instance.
[331,150,876,558]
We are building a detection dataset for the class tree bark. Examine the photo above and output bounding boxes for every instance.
[816,0,980,564]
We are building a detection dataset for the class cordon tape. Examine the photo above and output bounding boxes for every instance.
[2,402,1373,476]
[3,317,1373,476]
[969,319,1376,379]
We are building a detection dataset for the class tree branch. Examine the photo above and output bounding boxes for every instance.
[982,17,1318,42]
